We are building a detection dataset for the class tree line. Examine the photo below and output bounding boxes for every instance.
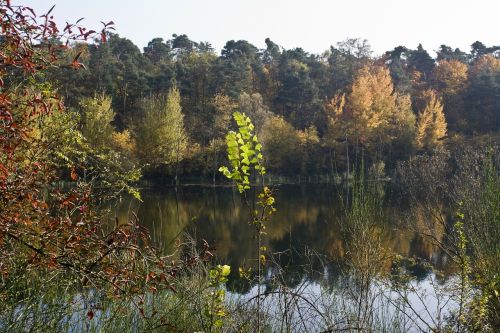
[41,33,500,179]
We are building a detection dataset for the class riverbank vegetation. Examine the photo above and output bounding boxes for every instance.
[1,1,499,332]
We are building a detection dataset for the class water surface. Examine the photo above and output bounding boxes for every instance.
[111,184,451,289]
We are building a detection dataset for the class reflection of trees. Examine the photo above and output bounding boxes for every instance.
[113,184,450,289]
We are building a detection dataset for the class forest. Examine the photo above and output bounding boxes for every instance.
[38,27,500,183]
[0,1,499,332]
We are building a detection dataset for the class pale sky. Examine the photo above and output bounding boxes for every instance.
[19,0,500,57]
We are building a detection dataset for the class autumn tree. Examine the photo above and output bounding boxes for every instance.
[391,93,417,160]
[323,65,416,165]
[349,65,415,155]
[260,116,301,173]
[207,93,238,181]
[415,89,447,150]
[77,95,140,197]
[432,59,468,131]
[0,4,195,330]
[323,93,347,148]
[348,65,397,141]
[79,95,115,147]
[433,60,469,96]
[134,87,187,171]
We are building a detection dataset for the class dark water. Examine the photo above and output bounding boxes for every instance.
[111,184,452,291]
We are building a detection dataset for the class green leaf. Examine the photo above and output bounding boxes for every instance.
[220,264,231,277]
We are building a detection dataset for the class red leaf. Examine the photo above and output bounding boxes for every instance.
[87,310,94,320]
[70,167,78,181]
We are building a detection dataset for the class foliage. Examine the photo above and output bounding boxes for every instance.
[134,86,187,170]
[323,65,417,163]
[211,93,238,139]
[466,55,500,133]
[260,115,301,174]
[432,59,468,130]
[79,95,116,148]
[340,163,389,329]
[415,89,447,150]
[24,19,499,178]
[452,147,500,331]
[4,1,499,331]
[219,112,276,332]
[205,264,231,330]
[238,92,273,133]
[0,3,205,332]
[395,143,500,331]
[218,112,266,193]
[76,95,141,198]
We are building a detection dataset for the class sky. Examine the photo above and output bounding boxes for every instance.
[19,0,500,57]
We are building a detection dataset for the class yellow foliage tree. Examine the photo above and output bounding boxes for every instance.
[416,89,447,149]
[348,65,396,141]
[111,130,136,155]
[77,95,141,197]
[433,60,469,95]
[469,54,500,81]
[135,87,187,169]
[325,65,416,159]
[79,95,116,149]
[323,93,347,149]
[260,115,300,173]
[432,59,468,130]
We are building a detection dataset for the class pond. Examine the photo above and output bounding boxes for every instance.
[111,184,453,291]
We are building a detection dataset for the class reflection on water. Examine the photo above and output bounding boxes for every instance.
[110,184,452,291]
